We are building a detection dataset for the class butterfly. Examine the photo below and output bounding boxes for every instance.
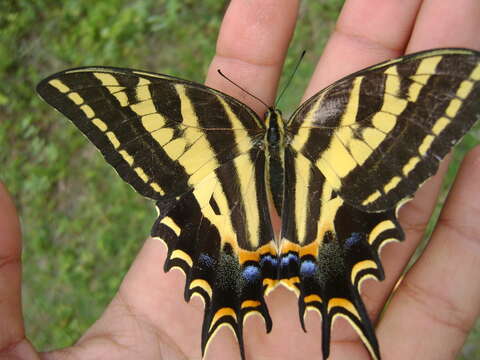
[37,48,480,360]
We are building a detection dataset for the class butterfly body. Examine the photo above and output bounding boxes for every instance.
[37,48,480,360]
[264,108,286,217]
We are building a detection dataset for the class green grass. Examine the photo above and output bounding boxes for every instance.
[1,0,478,357]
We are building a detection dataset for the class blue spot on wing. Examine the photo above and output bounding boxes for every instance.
[260,254,278,268]
[345,232,362,249]
[242,265,261,282]
[300,260,317,278]
[280,253,299,267]
[198,253,215,269]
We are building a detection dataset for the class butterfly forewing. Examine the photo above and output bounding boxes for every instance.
[38,68,265,200]
[288,48,480,212]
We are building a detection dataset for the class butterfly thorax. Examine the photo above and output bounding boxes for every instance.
[264,108,286,217]
[265,108,285,148]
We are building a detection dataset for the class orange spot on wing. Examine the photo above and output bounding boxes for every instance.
[241,300,261,309]
[304,294,322,304]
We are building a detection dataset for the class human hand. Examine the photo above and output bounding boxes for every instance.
[1,1,480,359]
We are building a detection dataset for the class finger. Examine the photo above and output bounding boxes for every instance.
[367,0,480,317]
[363,156,450,318]
[0,182,24,351]
[406,0,480,52]
[301,0,423,344]
[304,0,422,98]
[378,145,480,359]
[206,0,300,115]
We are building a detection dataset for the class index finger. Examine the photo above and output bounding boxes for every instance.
[205,0,300,116]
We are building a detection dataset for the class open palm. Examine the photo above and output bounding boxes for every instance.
[1,1,480,359]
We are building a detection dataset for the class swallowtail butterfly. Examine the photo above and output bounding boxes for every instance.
[37,48,480,359]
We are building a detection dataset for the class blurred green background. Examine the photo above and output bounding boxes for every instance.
[1,0,479,358]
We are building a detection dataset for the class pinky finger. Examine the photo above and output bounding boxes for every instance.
[377,146,480,360]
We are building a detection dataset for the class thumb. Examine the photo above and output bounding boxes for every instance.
[0,182,36,358]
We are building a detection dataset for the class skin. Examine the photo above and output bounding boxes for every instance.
[1,0,480,359]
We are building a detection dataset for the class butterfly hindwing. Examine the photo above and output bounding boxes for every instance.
[37,67,277,359]
[280,148,404,360]
[288,48,480,211]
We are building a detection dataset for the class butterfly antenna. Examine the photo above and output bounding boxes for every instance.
[217,69,270,109]
[275,50,306,108]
